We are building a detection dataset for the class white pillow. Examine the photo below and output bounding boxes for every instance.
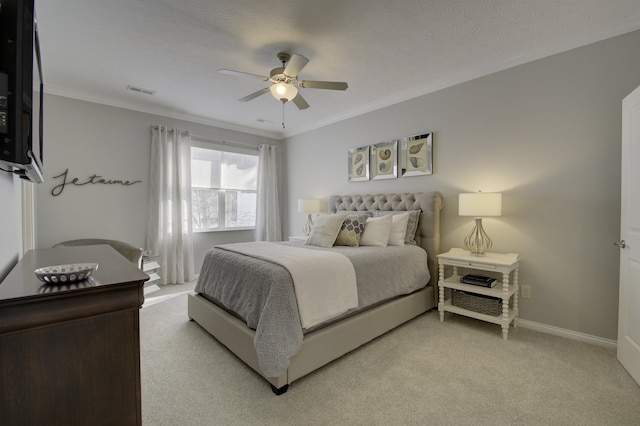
[304,214,348,248]
[373,210,421,245]
[388,212,410,246]
[359,215,393,247]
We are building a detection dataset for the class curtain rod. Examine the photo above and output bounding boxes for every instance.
[190,133,259,151]
[150,125,190,137]
[150,126,261,150]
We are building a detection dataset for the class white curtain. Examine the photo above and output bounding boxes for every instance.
[147,126,195,284]
[255,144,282,241]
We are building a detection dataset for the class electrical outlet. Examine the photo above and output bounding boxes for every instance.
[521,285,531,299]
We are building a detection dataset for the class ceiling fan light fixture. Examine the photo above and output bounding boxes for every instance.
[270,82,298,102]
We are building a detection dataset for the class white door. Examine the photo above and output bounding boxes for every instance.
[618,84,640,385]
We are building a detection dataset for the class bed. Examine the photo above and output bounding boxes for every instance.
[187,192,444,394]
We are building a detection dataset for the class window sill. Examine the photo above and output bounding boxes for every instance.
[193,227,255,234]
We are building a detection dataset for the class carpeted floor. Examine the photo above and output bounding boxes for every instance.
[140,290,640,425]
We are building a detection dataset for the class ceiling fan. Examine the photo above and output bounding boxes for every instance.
[219,52,348,111]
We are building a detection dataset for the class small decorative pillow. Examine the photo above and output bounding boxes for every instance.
[304,214,348,248]
[373,210,421,245]
[359,214,393,247]
[388,212,410,246]
[334,214,370,247]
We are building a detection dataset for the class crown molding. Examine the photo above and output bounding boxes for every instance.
[43,21,640,142]
[42,85,284,140]
[282,22,640,139]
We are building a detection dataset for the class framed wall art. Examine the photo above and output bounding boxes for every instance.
[371,140,397,180]
[400,132,432,177]
[348,145,369,182]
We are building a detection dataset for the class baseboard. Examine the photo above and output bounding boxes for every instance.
[517,319,617,349]
[143,290,192,308]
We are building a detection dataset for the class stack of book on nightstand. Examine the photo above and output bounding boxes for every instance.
[460,274,497,288]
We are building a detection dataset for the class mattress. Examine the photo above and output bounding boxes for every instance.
[194,242,430,377]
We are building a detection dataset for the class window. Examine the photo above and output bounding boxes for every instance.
[191,143,258,232]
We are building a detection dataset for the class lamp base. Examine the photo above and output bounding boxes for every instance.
[464,217,492,256]
[302,214,314,236]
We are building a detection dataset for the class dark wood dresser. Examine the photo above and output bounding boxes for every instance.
[0,245,149,426]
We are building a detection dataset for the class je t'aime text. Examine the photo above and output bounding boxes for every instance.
[51,169,142,196]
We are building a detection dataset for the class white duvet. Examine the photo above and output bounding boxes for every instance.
[221,242,358,329]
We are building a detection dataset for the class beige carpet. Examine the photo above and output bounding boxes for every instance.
[140,291,640,425]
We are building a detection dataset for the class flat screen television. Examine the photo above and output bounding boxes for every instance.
[0,0,43,183]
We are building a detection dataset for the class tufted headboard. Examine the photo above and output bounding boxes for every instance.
[328,192,444,294]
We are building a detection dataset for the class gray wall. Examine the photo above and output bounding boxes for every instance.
[35,95,281,271]
[284,30,640,340]
[6,30,639,341]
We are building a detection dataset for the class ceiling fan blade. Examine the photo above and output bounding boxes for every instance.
[219,69,269,81]
[299,80,348,90]
[239,87,271,102]
[292,93,310,110]
[284,54,309,77]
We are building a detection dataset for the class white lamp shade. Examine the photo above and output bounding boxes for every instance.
[270,83,298,101]
[459,193,502,217]
[298,199,327,214]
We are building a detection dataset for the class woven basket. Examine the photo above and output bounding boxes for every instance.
[451,290,502,316]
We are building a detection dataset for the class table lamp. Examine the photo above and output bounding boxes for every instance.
[298,199,327,236]
[459,192,502,256]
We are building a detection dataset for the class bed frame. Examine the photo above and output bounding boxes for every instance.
[187,192,444,394]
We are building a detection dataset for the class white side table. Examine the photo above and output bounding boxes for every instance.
[437,248,520,340]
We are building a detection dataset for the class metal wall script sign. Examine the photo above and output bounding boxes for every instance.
[51,169,142,196]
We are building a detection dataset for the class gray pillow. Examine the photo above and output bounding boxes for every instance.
[304,214,348,248]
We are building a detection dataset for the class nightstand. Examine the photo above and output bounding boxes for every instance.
[288,235,307,243]
[437,248,520,340]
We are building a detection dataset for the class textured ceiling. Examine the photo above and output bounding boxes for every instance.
[35,0,640,139]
